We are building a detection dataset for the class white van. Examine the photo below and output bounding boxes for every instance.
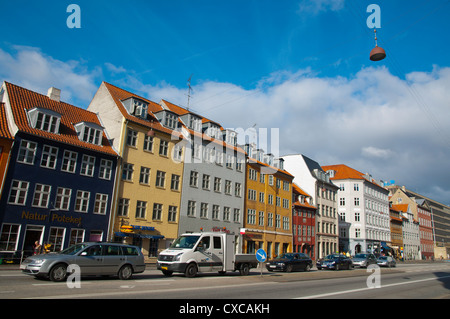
[156,232,257,277]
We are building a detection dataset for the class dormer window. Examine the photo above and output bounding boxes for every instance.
[188,114,202,132]
[122,97,148,119]
[204,123,221,139]
[74,122,103,145]
[27,107,61,134]
[155,110,178,130]
[223,129,237,146]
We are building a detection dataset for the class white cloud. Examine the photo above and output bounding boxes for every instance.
[1,45,450,203]
[0,45,100,105]
[298,0,345,15]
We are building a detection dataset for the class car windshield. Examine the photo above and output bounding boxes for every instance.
[378,256,388,260]
[324,254,341,260]
[170,235,200,249]
[276,253,295,260]
[354,254,369,258]
[58,243,90,255]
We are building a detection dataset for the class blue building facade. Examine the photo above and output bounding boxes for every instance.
[0,82,118,259]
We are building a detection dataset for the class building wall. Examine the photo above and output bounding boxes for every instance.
[242,161,293,258]
[0,133,117,255]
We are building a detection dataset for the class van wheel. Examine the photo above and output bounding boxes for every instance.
[118,264,133,280]
[49,263,68,282]
[185,263,197,278]
[239,263,250,276]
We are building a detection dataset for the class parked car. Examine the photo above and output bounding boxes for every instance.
[20,242,145,282]
[316,254,353,270]
[352,253,377,268]
[377,256,396,267]
[266,253,312,272]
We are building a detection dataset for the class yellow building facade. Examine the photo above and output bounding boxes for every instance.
[88,82,184,259]
[241,144,294,258]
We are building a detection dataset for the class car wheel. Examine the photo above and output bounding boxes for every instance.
[285,264,293,272]
[185,263,198,278]
[49,263,68,282]
[239,263,250,276]
[118,264,133,280]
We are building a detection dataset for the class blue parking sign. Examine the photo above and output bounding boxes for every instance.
[256,249,267,262]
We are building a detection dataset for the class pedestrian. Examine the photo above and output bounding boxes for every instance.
[33,241,42,255]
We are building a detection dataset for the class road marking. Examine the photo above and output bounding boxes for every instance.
[23,281,278,299]
[297,274,450,299]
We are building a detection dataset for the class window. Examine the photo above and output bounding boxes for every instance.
[340,198,345,206]
[117,198,129,217]
[247,209,256,225]
[171,174,180,191]
[233,209,240,223]
[354,197,360,206]
[355,228,361,238]
[187,200,196,217]
[214,177,221,192]
[234,182,241,197]
[127,129,138,147]
[259,192,265,203]
[268,175,274,186]
[74,122,103,146]
[283,217,290,230]
[18,140,37,164]
[8,180,29,205]
[55,187,71,210]
[99,159,113,180]
[69,229,85,246]
[202,174,210,190]
[94,193,108,215]
[122,163,134,181]
[152,203,162,220]
[268,194,273,205]
[168,205,177,222]
[200,203,208,218]
[267,213,274,227]
[80,155,95,177]
[32,184,51,208]
[173,144,183,162]
[283,181,289,191]
[190,171,198,187]
[223,207,230,221]
[258,211,264,226]
[48,227,65,252]
[41,145,58,169]
[355,212,360,222]
[136,201,147,219]
[75,191,90,213]
[276,214,281,228]
[143,135,153,152]
[248,189,256,201]
[159,140,169,156]
[212,205,220,220]
[140,167,150,185]
[0,224,20,251]
[62,150,77,173]
[155,170,166,188]
[225,180,232,195]
[249,168,257,181]
[34,111,60,133]
[164,112,177,129]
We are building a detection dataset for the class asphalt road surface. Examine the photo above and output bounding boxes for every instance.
[1,262,449,301]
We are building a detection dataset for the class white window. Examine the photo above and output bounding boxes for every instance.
[140,167,150,185]
[32,184,51,208]
[168,205,177,222]
[62,150,77,173]
[94,193,108,215]
[117,198,130,217]
[41,145,58,169]
[283,217,290,230]
[83,126,102,145]
[143,135,154,152]
[8,180,29,205]
[159,140,169,156]
[48,227,65,252]
[99,159,113,180]
[136,201,147,219]
[122,163,134,181]
[155,170,166,188]
[55,187,71,210]
[75,190,90,213]
[80,155,95,177]
[190,171,198,187]
[17,140,37,164]
[200,203,208,218]
[247,209,256,225]
[127,129,138,147]
[187,200,196,217]
[223,207,230,221]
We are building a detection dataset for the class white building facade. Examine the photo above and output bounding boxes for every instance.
[322,165,391,256]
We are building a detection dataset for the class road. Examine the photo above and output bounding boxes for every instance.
[1,262,449,301]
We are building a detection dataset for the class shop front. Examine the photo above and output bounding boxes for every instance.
[114,225,165,260]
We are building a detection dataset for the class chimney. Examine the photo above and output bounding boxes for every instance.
[47,87,61,102]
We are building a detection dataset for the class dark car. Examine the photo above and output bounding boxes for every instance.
[266,253,312,272]
[352,253,377,268]
[316,254,353,270]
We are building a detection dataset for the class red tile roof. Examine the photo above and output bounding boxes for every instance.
[0,103,13,140]
[4,82,117,156]
[102,82,175,136]
[322,164,365,180]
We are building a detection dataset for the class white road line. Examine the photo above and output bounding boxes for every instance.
[297,274,450,299]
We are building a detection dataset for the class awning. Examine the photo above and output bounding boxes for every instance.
[381,242,392,250]
[115,232,164,239]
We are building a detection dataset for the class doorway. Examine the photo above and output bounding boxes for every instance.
[22,225,44,257]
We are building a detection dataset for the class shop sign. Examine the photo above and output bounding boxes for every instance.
[21,210,82,225]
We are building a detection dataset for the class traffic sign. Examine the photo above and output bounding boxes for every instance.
[256,249,267,262]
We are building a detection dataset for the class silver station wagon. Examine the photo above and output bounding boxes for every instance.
[20,242,145,282]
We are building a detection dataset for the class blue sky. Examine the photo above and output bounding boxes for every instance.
[1,0,450,203]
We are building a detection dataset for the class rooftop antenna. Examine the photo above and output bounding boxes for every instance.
[186,74,193,111]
